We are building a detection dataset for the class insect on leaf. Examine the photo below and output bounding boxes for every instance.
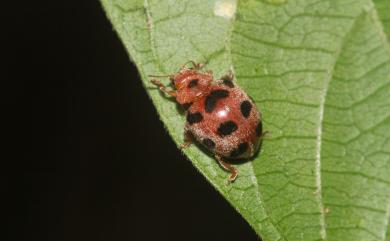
[101,0,390,240]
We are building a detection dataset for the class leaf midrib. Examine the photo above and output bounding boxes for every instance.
[313,12,351,241]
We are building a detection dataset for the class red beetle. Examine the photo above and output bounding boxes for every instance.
[151,62,265,181]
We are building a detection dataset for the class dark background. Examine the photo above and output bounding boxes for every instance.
[6,1,259,241]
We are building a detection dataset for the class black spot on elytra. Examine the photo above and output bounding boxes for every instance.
[230,142,249,157]
[202,138,216,149]
[256,121,263,136]
[217,121,238,136]
[205,89,229,113]
[240,100,252,118]
[186,112,203,125]
[188,79,199,88]
[181,103,192,110]
[223,79,234,88]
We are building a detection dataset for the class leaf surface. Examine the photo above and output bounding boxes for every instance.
[101,0,390,240]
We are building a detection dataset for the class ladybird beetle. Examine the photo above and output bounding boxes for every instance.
[150,61,265,182]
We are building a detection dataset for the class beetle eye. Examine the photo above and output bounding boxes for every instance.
[188,79,199,88]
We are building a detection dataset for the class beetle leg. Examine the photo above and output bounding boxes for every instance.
[217,70,235,87]
[180,61,203,70]
[151,79,177,97]
[260,130,270,140]
[220,70,234,82]
[215,155,238,182]
[180,131,193,149]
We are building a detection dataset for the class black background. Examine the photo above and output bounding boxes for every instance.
[6,1,260,241]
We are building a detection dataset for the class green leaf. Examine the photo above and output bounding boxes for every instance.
[374,0,390,39]
[101,0,390,240]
